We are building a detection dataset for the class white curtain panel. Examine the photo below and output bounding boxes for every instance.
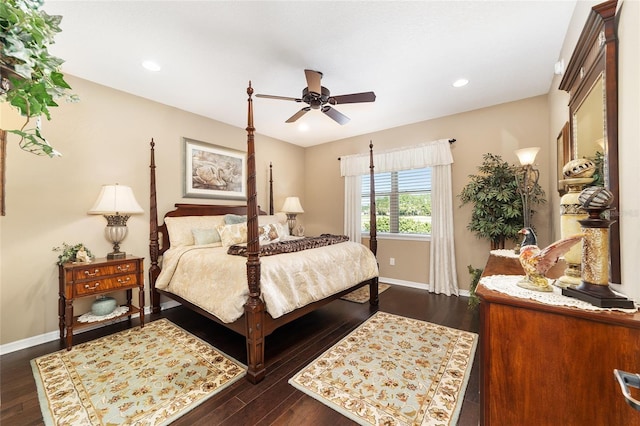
[340,139,458,295]
[344,175,362,243]
[429,163,459,295]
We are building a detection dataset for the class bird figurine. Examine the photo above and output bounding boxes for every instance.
[517,230,584,292]
[519,227,537,248]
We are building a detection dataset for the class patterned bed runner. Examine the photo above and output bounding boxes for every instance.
[228,234,349,257]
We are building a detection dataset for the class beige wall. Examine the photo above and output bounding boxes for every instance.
[0,76,304,346]
[304,95,553,288]
[616,0,640,301]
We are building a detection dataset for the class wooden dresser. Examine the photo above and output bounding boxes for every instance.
[58,256,144,349]
[477,252,640,425]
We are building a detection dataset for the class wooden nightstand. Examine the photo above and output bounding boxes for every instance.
[58,255,144,350]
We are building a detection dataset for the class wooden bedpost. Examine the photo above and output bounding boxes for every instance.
[269,162,274,215]
[368,141,379,307]
[244,82,266,383]
[149,139,162,314]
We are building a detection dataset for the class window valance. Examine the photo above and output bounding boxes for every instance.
[340,139,453,177]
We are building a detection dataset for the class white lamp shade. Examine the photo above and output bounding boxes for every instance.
[282,196,304,214]
[515,147,540,166]
[88,184,144,214]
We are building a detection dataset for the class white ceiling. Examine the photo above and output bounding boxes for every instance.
[45,1,577,147]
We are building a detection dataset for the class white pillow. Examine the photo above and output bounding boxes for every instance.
[164,216,226,247]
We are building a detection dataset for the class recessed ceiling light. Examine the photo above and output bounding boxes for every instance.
[298,123,309,132]
[452,78,469,88]
[142,60,161,72]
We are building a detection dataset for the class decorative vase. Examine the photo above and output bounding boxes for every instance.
[556,177,593,287]
[91,296,117,316]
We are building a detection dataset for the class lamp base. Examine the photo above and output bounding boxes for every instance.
[562,282,635,309]
[107,251,126,260]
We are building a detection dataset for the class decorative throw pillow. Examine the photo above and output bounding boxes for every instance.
[191,228,221,246]
[258,213,289,236]
[224,214,247,224]
[217,223,248,247]
[258,223,282,243]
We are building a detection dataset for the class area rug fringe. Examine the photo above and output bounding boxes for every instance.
[289,311,477,425]
[31,319,246,426]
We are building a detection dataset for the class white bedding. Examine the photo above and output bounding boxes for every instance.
[155,241,379,323]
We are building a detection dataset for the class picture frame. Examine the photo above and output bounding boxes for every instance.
[183,138,247,200]
[557,122,570,195]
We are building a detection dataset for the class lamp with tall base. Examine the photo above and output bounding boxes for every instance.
[282,196,304,236]
[88,184,143,259]
[514,147,540,231]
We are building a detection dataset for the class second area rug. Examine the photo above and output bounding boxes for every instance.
[289,311,477,425]
[31,319,246,426]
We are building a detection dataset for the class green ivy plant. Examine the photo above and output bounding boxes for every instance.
[459,153,546,249]
[467,264,484,309]
[0,0,76,157]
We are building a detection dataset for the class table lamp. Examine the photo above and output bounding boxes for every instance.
[88,184,143,259]
[282,196,304,235]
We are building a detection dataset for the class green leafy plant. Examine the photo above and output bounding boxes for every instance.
[0,0,76,157]
[467,264,484,309]
[459,153,545,249]
[590,151,605,187]
[53,242,93,265]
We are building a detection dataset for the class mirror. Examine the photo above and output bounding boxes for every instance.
[560,0,619,284]
[574,75,605,161]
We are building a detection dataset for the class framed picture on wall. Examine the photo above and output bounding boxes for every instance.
[183,138,247,200]
[557,122,570,195]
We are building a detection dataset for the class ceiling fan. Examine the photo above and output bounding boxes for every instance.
[256,69,376,125]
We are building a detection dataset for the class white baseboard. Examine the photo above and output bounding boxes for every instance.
[0,301,180,355]
[380,277,470,297]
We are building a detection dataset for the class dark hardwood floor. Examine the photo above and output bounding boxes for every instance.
[1,285,480,425]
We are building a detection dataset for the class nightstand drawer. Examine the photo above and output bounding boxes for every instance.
[74,273,138,295]
[73,261,138,280]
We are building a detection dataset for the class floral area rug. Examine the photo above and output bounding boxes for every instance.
[341,283,391,303]
[31,319,246,425]
[289,311,477,425]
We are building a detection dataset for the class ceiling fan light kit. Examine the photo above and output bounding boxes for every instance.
[256,69,376,125]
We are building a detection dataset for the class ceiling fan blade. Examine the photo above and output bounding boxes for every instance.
[304,69,323,94]
[321,105,350,125]
[329,91,376,105]
[286,107,311,123]
[256,94,301,102]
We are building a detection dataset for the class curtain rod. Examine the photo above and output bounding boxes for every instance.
[338,138,456,160]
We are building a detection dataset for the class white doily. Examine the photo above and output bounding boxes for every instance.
[490,249,519,259]
[480,275,638,313]
[78,306,130,323]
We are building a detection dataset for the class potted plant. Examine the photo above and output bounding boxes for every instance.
[0,0,75,157]
[459,153,545,249]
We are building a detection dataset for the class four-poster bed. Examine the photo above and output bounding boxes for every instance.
[149,83,379,383]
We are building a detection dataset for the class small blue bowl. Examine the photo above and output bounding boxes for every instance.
[91,296,117,316]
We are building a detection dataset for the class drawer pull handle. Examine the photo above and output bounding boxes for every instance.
[117,265,131,272]
[117,277,131,284]
[84,269,100,277]
[84,283,100,290]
